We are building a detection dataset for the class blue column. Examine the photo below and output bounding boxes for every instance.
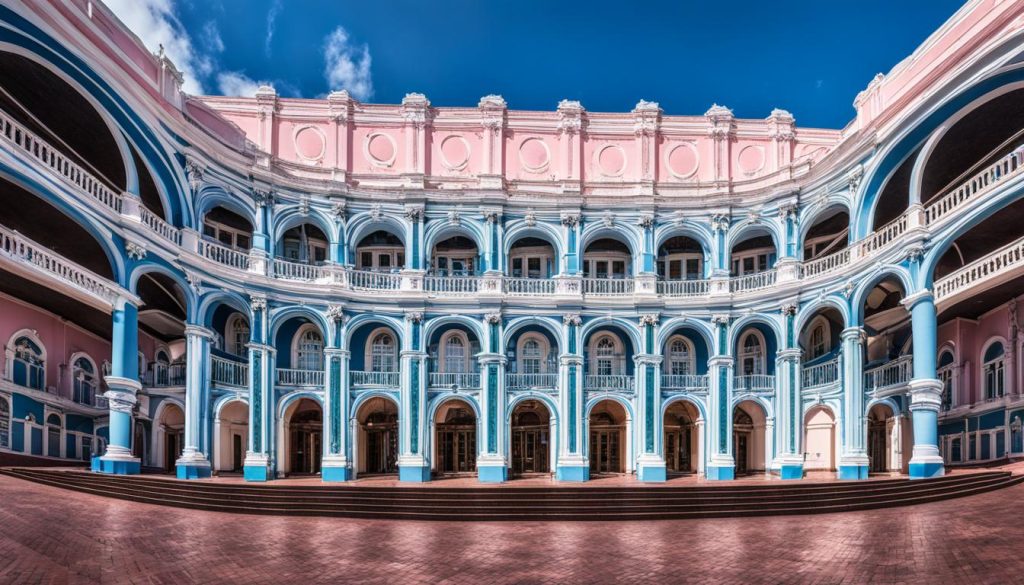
[244,297,274,481]
[838,326,869,479]
[636,315,666,481]
[776,305,804,479]
[563,215,580,275]
[398,314,430,482]
[99,300,141,474]
[641,217,655,274]
[176,325,214,479]
[906,291,945,479]
[556,314,587,480]
[706,316,735,480]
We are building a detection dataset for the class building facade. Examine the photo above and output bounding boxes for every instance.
[0,0,1022,483]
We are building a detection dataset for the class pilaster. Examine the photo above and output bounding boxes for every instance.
[177,324,214,479]
[556,313,587,481]
[706,315,735,480]
[838,326,869,480]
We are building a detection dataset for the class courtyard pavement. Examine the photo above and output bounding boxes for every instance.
[1,470,1022,584]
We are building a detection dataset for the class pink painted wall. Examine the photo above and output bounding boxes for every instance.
[937,296,1020,405]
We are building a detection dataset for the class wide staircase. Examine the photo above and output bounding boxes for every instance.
[2,468,1020,521]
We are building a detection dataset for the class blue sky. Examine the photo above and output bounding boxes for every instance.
[108,0,966,128]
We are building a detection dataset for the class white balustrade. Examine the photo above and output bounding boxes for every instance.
[273,258,326,281]
[348,269,401,291]
[733,374,775,392]
[506,373,558,389]
[660,374,709,391]
[0,224,120,304]
[858,214,908,257]
[926,148,1024,226]
[863,356,913,392]
[934,233,1024,301]
[139,207,181,246]
[801,248,851,279]
[149,362,187,387]
[276,368,325,387]
[585,374,634,392]
[424,275,480,295]
[429,372,481,388]
[198,239,250,270]
[504,277,557,296]
[0,108,123,213]
[350,370,400,387]
[656,279,711,297]
[211,356,248,387]
[730,270,777,293]
[582,278,634,296]
[801,357,839,389]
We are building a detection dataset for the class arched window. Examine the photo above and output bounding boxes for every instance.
[371,332,397,372]
[46,413,61,458]
[938,350,956,410]
[0,397,9,449]
[516,334,553,375]
[740,331,765,376]
[594,335,619,376]
[983,342,1005,400]
[10,334,45,390]
[442,333,468,374]
[522,339,543,374]
[72,356,97,406]
[294,326,324,371]
[667,336,695,376]
[226,314,250,357]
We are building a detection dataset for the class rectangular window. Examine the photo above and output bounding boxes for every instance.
[686,259,700,280]
[612,261,625,279]
[217,231,233,246]
[361,252,372,268]
[527,257,541,278]
[236,234,250,250]
[203,223,217,238]
[512,258,523,278]
[669,260,682,280]
[378,254,391,269]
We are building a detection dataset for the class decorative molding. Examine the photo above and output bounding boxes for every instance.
[639,314,659,326]
[637,214,654,230]
[370,203,383,222]
[331,201,346,221]
[404,204,424,222]
[484,312,502,325]
[710,213,730,233]
[125,241,147,261]
[325,305,345,323]
[560,212,579,228]
[250,295,267,312]
[184,156,204,193]
[253,189,275,208]
[562,314,582,327]
[482,209,501,224]
[524,210,537,227]
[780,304,797,317]
[405,312,424,323]
[602,210,615,228]
[711,314,731,327]
[447,208,461,226]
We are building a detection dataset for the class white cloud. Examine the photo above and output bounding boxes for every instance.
[216,71,265,97]
[203,20,224,54]
[265,0,283,57]
[323,26,373,101]
[103,0,211,94]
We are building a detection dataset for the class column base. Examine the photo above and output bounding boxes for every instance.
[705,465,735,481]
[97,456,140,475]
[556,465,589,482]
[636,454,667,482]
[837,465,869,480]
[779,464,804,480]
[176,450,211,480]
[909,447,945,479]
[477,465,508,483]
[243,453,271,482]
[322,455,353,482]
[399,465,431,482]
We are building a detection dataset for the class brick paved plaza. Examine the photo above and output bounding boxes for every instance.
[1,473,1022,584]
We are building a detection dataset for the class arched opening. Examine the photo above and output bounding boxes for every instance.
[283,398,322,475]
[730,228,776,277]
[799,308,844,389]
[428,325,481,389]
[803,405,836,472]
[802,208,849,262]
[71,355,98,406]
[202,207,253,252]
[215,401,248,473]
[734,325,776,392]
[508,236,556,279]
[938,349,957,411]
[277,223,329,265]
[661,328,710,390]
[589,399,627,475]
[732,401,767,475]
[657,236,705,281]
[506,327,559,390]
[664,401,699,474]
[46,413,62,458]
[274,317,325,387]
[982,341,1006,401]
[8,332,45,390]
[355,397,398,476]
[136,271,189,387]
[355,230,405,272]
[132,420,146,461]
[867,403,898,474]
[208,303,250,387]
[430,235,479,276]
[510,400,552,476]
[862,277,911,392]
[933,197,1024,280]
[349,324,401,387]
[872,146,920,231]
[155,403,184,472]
[583,238,632,281]
[584,328,635,392]
[433,399,477,475]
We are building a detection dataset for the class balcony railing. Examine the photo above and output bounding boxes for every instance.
[730,270,777,293]
[801,248,850,279]
[147,362,187,387]
[585,374,634,392]
[733,374,775,393]
[934,233,1024,302]
[0,224,121,305]
[656,279,710,297]
[858,214,907,257]
[925,147,1024,226]
[583,278,634,296]
[139,206,181,246]
[802,357,840,390]
[198,239,250,270]
[348,269,401,291]
[429,372,481,389]
[350,370,399,387]
[211,356,248,388]
[273,258,327,281]
[0,108,123,214]
[276,368,324,387]
[424,275,480,295]
[504,277,557,296]
[506,373,558,390]
[864,356,913,393]
[661,374,709,391]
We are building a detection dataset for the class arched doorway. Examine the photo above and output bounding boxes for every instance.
[434,399,477,475]
[156,403,184,473]
[803,406,836,472]
[284,398,322,475]
[868,403,897,474]
[664,401,699,474]
[216,401,249,473]
[589,400,627,475]
[510,400,551,476]
[356,397,398,475]
[732,401,767,475]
